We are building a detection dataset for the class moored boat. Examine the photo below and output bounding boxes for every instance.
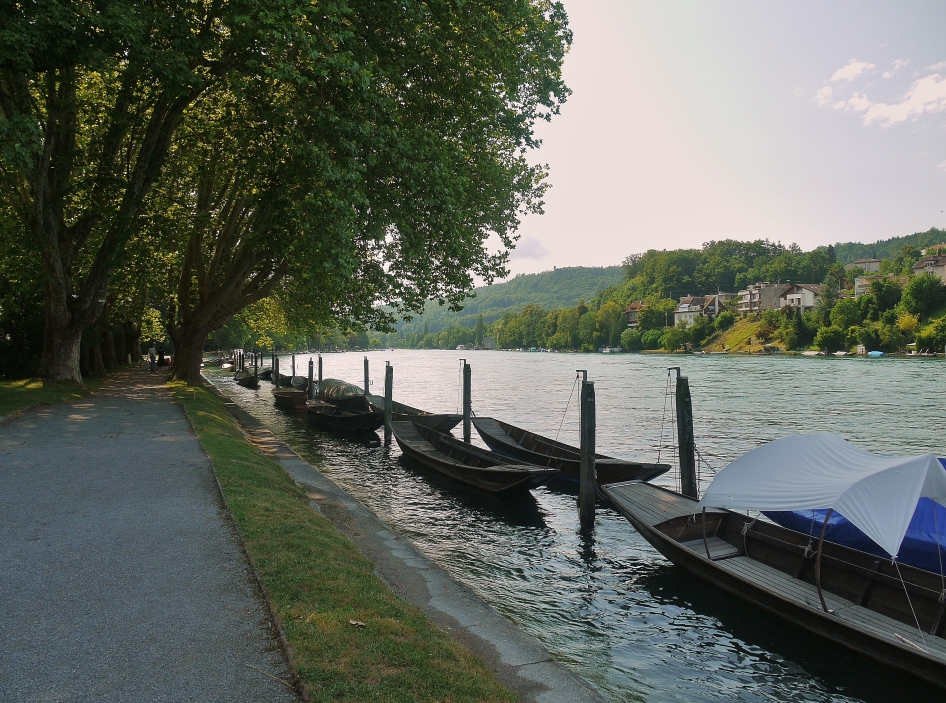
[272,387,308,412]
[234,369,259,389]
[307,399,384,433]
[392,421,558,493]
[366,394,461,432]
[319,378,370,412]
[602,434,946,690]
[472,417,669,484]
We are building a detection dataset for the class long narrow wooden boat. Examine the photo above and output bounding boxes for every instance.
[366,394,461,432]
[601,481,946,689]
[307,400,384,433]
[234,370,259,389]
[392,421,559,493]
[259,368,273,381]
[318,378,371,412]
[271,387,308,412]
[473,417,670,484]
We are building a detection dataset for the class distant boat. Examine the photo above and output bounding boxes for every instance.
[392,421,558,493]
[472,417,669,484]
[867,350,885,358]
[234,369,259,389]
[272,387,308,412]
[367,394,461,432]
[307,399,384,433]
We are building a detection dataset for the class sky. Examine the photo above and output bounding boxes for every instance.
[501,1,946,277]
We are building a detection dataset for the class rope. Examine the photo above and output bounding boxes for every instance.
[657,372,671,464]
[893,559,929,651]
[935,500,945,600]
[555,374,580,441]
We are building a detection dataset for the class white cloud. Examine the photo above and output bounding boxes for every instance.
[859,74,946,126]
[927,61,946,73]
[937,160,946,172]
[510,236,550,261]
[816,86,833,106]
[830,59,875,83]
[882,59,910,79]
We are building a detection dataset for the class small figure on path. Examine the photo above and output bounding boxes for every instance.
[148,341,157,372]
[158,346,166,368]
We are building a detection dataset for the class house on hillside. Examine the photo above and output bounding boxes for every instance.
[625,301,644,328]
[673,296,706,326]
[844,258,881,273]
[737,283,790,313]
[854,275,877,298]
[779,284,823,311]
[912,255,946,283]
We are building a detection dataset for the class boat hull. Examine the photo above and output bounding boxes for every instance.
[473,417,669,484]
[602,481,946,690]
[272,388,308,412]
[392,421,558,493]
[366,395,461,432]
[307,401,384,433]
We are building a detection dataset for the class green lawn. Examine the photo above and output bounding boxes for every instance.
[171,380,517,703]
[0,377,106,416]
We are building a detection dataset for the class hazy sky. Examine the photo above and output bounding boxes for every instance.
[501,1,946,276]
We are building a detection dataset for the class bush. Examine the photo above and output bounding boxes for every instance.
[855,325,882,352]
[814,325,847,353]
[620,328,643,350]
[714,311,735,331]
[641,329,664,350]
[880,324,906,352]
[901,273,945,316]
[830,297,862,329]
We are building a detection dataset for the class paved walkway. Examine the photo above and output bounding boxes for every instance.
[0,369,295,703]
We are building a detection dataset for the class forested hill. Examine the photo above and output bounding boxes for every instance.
[398,266,624,334]
[833,228,945,263]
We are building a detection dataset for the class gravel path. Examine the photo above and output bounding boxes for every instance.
[0,369,296,703]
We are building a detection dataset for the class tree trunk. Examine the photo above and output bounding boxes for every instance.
[102,323,119,370]
[171,325,210,385]
[39,320,83,382]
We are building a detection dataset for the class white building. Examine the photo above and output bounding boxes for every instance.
[779,284,823,311]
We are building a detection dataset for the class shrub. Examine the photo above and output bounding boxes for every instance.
[714,311,735,331]
[901,273,945,316]
[620,328,642,350]
[814,325,847,353]
[641,329,664,349]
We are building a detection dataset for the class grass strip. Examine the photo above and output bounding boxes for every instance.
[171,380,518,703]
[0,377,106,416]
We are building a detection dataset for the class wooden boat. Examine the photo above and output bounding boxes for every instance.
[601,481,946,689]
[307,400,384,433]
[319,378,370,412]
[234,370,259,389]
[366,394,461,432]
[472,417,670,484]
[259,368,273,381]
[271,387,308,412]
[392,421,558,493]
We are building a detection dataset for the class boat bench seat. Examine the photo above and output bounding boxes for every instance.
[682,536,741,561]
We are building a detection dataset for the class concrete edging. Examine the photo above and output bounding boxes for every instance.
[201,377,607,703]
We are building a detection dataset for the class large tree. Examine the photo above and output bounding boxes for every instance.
[146,1,572,383]
[0,0,363,381]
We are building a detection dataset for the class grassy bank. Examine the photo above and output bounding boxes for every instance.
[0,377,106,416]
[170,380,516,703]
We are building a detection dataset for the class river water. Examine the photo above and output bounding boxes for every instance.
[208,350,945,702]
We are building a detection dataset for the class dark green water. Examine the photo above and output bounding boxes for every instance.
[209,350,945,702]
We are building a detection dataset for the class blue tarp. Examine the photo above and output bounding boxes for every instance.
[764,458,946,573]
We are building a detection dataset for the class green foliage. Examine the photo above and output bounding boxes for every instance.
[641,329,664,350]
[830,297,862,330]
[815,325,847,353]
[832,228,946,264]
[637,297,677,332]
[620,328,643,350]
[662,322,691,352]
[880,324,907,352]
[398,267,623,335]
[714,311,736,331]
[901,273,945,316]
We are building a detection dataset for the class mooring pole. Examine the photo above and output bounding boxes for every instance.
[384,362,394,446]
[461,359,472,443]
[317,354,323,386]
[578,370,596,530]
[364,356,370,395]
[308,359,314,399]
[274,357,280,388]
[670,367,698,499]
[291,353,296,378]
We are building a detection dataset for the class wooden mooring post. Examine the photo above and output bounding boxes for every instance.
[670,367,698,499]
[307,359,314,399]
[274,357,280,388]
[578,370,596,530]
[461,359,471,443]
[384,362,393,446]
[364,356,370,395]
[317,354,323,386]
[291,353,296,378]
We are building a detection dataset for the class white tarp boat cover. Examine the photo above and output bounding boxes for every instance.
[698,434,946,558]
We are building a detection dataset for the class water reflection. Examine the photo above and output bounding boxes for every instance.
[206,352,946,702]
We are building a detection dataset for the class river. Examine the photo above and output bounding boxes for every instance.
[207,350,945,702]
